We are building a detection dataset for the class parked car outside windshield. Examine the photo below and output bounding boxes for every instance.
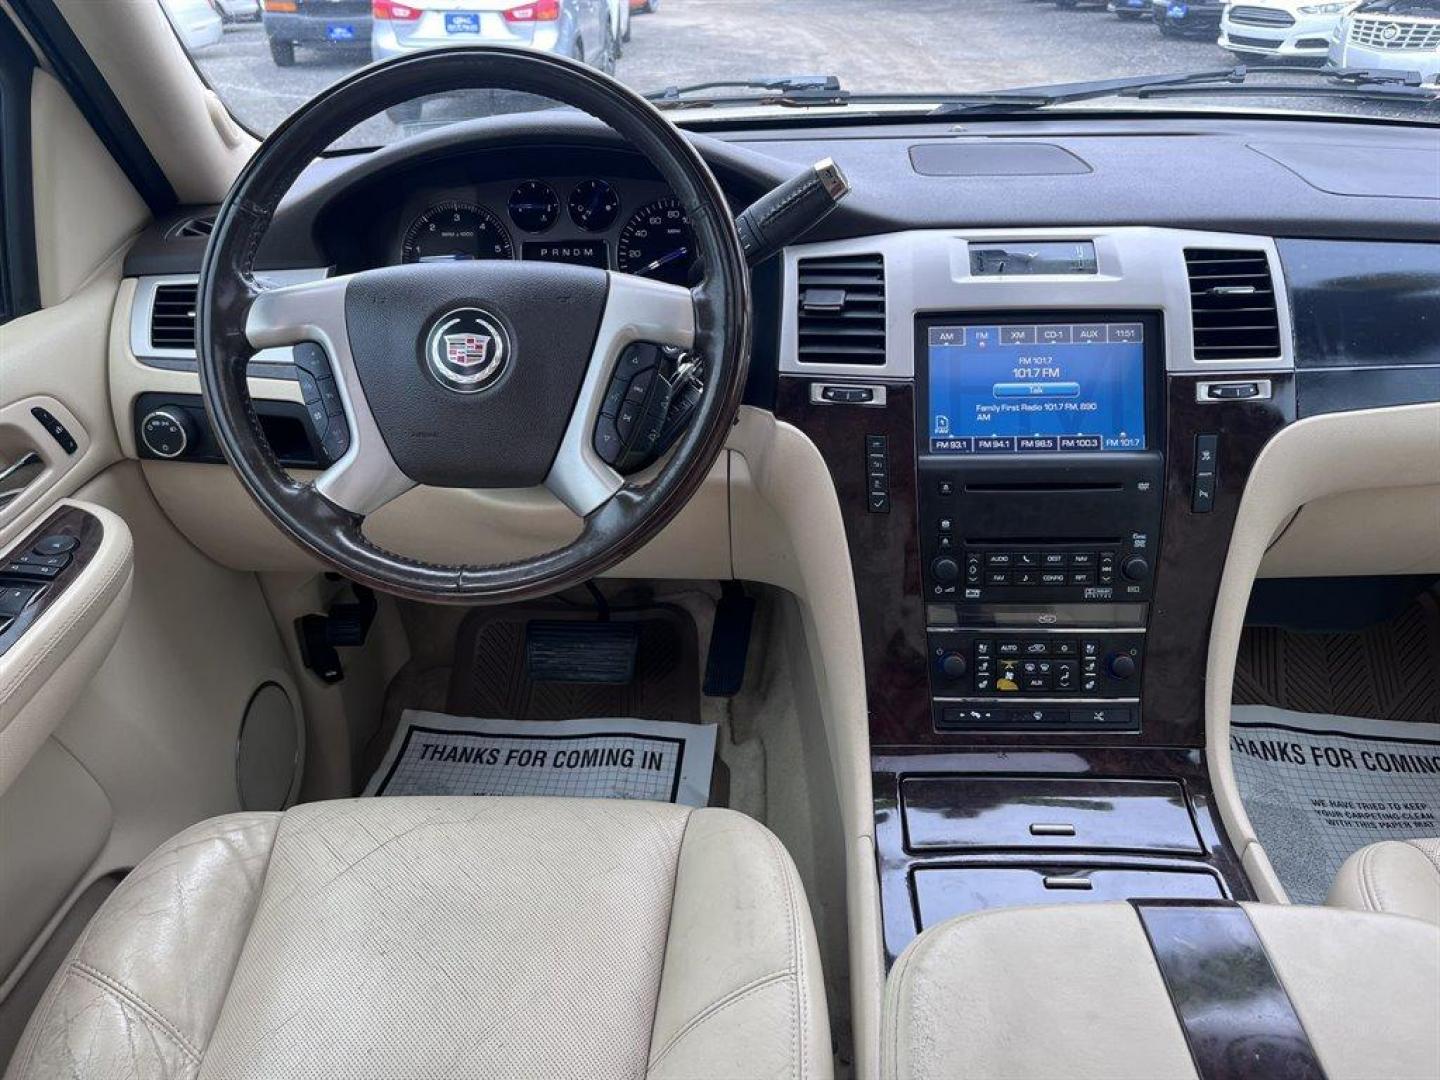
[174,0,1440,148]
[1219,0,1353,62]
[1330,0,1440,82]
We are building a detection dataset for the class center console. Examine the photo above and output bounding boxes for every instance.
[917,311,1164,732]
[776,226,1296,963]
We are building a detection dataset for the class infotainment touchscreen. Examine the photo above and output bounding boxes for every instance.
[925,321,1147,454]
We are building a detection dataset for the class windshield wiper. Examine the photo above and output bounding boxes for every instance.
[929,65,1439,115]
[646,75,847,109]
[645,66,1437,117]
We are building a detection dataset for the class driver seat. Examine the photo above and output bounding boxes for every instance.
[6,797,831,1080]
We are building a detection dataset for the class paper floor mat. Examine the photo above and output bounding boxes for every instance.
[363,709,716,807]
[1231,704,1440,904]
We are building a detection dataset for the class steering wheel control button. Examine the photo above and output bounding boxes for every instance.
[140,409,196,459]
[423,307,510,394]
[594,417,623,465]
[289,344,351,462]
[320,422,350,463]
[593,343,693,474]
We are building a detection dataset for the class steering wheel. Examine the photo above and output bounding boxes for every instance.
[197,47,750,604]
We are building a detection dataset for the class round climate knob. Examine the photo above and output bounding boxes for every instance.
[140,408,196,460]
[1108,653,1137,680]
[939,652,968,679]
[1121,556,1149,582]
[931,557,960,584]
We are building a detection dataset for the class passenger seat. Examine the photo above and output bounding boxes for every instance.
[882,901,1439,1080]
[1328,837,1440,926]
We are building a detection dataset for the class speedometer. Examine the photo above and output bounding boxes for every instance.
[401,201,513,263]
[616,197,695,286]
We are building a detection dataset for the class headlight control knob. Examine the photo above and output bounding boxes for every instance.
[140,408,196,460]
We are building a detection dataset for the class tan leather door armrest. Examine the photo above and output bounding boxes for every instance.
[0,500,133,795]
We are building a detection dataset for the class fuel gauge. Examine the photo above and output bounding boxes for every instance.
[508,180,560,233]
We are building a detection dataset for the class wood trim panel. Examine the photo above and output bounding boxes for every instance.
[0,506,104,656]
[874,749,1256,964]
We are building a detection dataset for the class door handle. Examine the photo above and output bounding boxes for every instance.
[0,451,43,507]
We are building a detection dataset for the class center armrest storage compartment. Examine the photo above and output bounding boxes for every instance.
[912,864,1224,925]
[902,777,1204,854]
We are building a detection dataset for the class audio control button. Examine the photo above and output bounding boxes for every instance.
[1122,556,1149,582]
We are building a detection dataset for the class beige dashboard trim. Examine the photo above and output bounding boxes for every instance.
[109,279,305,462]
[730,406,883,1080]
[1208,401,1440,901]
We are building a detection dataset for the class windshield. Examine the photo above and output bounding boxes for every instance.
[172,0,1440,146]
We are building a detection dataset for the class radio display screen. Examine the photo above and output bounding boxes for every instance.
[924,319,1148,454]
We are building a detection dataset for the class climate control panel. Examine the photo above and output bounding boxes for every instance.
[928,627,1144,731]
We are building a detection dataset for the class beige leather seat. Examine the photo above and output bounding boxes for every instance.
[883,901,1440,1080]
[1328,836,1440,926]
[7,797,831,1080]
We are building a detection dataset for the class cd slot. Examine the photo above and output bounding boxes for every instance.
[967,538,1121,547]
[965,482,1124,494]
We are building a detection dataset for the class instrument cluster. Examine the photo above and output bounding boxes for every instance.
[397,176,698,287]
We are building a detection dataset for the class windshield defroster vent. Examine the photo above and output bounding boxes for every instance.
[796,253,887,365]
[1183,248,1281,361]
[149,282,199,351]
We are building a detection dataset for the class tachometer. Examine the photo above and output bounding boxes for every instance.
[401,201,513,263]
[616,197,695,286]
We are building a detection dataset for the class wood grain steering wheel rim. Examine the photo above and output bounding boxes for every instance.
[197,47,750,604]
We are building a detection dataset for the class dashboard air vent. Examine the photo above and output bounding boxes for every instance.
[796,253,886,365]
[1183,248,1281,361]
[149,283,198,351]
[167,214,215,239]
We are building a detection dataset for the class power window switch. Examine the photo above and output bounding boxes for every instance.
[0,584,41,617]
[3,562,59,581]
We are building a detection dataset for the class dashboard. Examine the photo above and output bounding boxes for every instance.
[110,106,1440,971]
[316,145,712,286]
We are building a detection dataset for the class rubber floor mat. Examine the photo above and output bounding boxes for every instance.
[1234,589,1440,723]
[447,605,699,724]
[1231,705,1440,904]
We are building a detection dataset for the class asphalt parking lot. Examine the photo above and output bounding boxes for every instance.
[195,0,1242,144]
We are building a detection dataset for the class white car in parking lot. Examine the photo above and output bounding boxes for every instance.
[1219,0,1355,61]
[1329,0,1440,81]
[159,0,224,51]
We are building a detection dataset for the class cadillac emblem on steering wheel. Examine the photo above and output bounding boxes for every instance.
[424,307,510,393]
